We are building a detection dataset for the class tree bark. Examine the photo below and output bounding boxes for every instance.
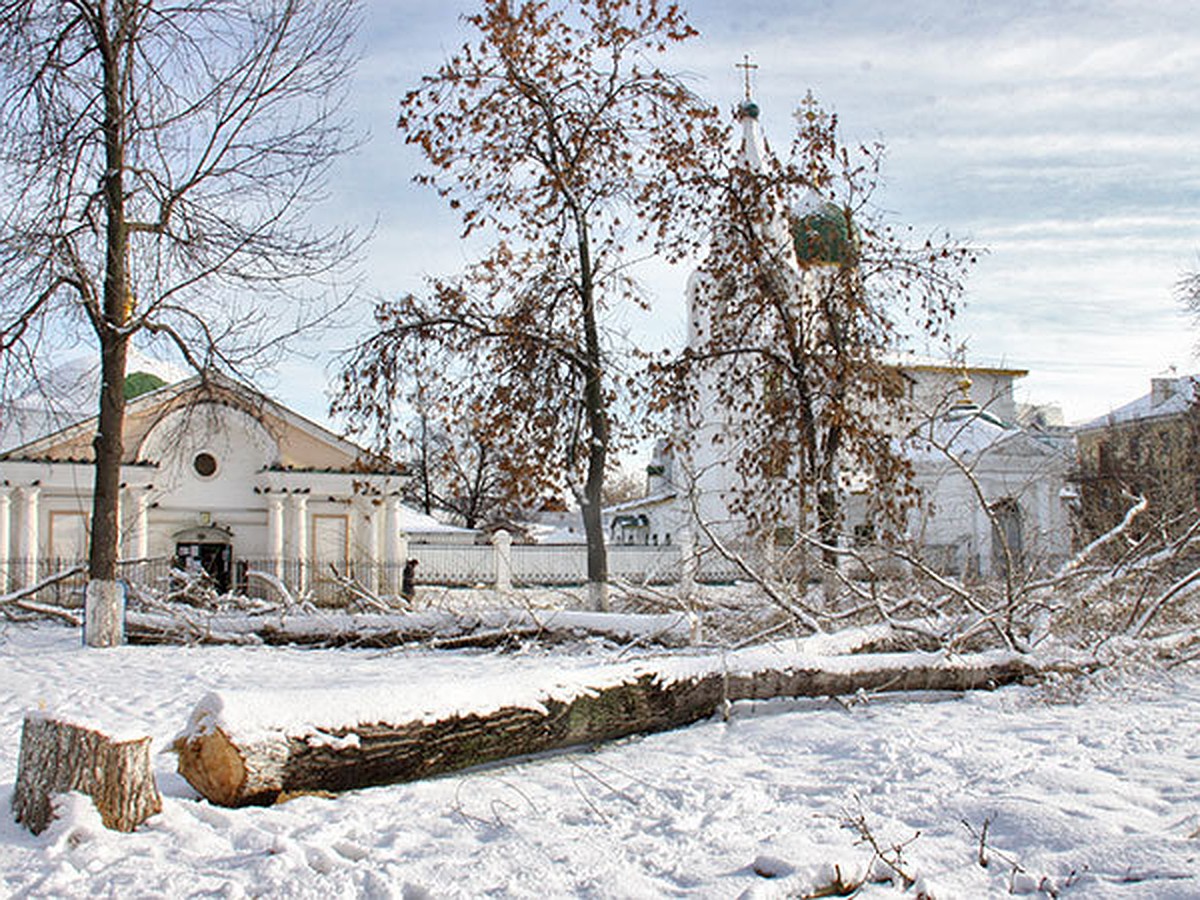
[175,653,1038,807]
[12,714,162,834]
[573,206,610,612]
[86,7,133,647]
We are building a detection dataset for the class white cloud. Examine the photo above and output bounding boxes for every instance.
[293,0,1200,433]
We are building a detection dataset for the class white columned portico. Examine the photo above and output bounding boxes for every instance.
[17,486,40,588]
[0,488,10,592]
[290,493,309,593]
[266,494,285,578]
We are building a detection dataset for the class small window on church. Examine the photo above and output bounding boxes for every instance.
[193,452,218,478]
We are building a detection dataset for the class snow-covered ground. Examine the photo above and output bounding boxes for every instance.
[2,622,1198,898]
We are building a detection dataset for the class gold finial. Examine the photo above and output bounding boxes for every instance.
[736,54,758,102]
[794,90,830,128]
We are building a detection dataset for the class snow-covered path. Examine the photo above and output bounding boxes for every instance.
[1,623,1197,898]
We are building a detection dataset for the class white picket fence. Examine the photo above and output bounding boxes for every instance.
[408,541,741,587]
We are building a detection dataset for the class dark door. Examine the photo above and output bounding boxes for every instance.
[990,498,1023,575]
[175,542,233,593]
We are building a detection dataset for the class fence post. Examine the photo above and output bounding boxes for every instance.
[492,529,512,593]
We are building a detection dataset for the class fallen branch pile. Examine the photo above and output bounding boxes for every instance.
[175,650,1043,807]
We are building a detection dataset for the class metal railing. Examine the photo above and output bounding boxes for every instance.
[0,541,755,608]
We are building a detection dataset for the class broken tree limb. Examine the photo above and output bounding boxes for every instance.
[12,714,162,834]
[0,566,85,626]
[175,650,1041,807]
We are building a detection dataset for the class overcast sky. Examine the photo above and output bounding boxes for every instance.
[269,0,1200,431]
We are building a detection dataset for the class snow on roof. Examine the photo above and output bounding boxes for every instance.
[603,491,677,516]
[1077,375,1199,431]
[398,505,475,536]
[906,405,1020,461]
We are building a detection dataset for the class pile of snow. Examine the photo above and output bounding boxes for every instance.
[2,622,1198,897]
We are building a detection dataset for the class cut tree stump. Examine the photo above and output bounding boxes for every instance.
[12,714,163,834]
[175,652,1039,807]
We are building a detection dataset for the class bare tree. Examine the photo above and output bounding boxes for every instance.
[0,0,361,645]
[659,92,974,572]
[399,380,531,529]
[335,0,719,610]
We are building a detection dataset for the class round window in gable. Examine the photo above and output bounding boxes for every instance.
[193,452,218,478]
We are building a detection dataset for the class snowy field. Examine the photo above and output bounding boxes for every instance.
[2,621,1198,898]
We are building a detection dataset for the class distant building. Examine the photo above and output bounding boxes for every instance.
[1074,374,1200,541]
[605,97,1074,578]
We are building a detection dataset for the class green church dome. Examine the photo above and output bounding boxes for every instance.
[791,200,856,267]
[124,370,167,400]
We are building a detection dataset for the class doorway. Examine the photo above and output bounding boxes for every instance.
[174,525,234,593]
[990,497,1023,575]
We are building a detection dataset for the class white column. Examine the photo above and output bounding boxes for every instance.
[384,495,406,596]
[383,496,401,561]
[352,496,372,565]
[122,488,149,561]
[369,499,385,593]
[267,494,285,578]
[0,488,10,592]
[17,486,40,588]
[291,493,308,593]
[350,494,373,588]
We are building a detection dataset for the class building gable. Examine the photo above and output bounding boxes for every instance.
[1,371,394,475]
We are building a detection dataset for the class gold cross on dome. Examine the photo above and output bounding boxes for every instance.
[736,54,758,101]
[794,90,830,128]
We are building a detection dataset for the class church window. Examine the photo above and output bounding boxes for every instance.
[193,452,218,478]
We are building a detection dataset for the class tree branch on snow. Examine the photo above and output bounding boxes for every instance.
[326,565,395,614]
[0,565,84,625]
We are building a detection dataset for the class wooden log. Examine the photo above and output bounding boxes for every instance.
[126,608,692,650]
[175,653,1039,807]
[12,714,163,834]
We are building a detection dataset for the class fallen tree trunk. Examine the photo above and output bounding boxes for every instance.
[128,608,692,650]
[12,714,162,833]
[175,651,1040,807]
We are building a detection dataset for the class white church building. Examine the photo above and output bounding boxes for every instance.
[607,98,1074,580]
[0,370,469,601]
